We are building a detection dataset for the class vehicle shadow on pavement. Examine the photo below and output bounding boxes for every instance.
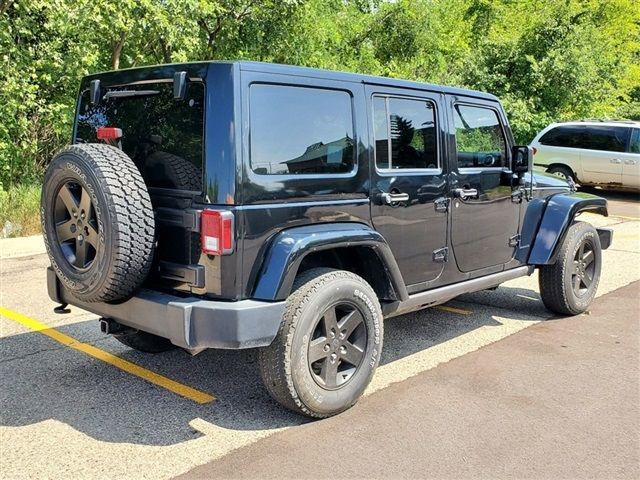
[0,285,548,446]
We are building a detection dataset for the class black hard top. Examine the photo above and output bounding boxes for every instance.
[82,60,499,102]
[235,60,499,101]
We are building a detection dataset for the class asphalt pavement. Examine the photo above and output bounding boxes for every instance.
[0,195,638,479]
[180,281,640,480]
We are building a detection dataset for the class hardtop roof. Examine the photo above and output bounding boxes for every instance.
[82,60,500,102]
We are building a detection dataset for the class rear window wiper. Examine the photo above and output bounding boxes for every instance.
[103,90,160,100]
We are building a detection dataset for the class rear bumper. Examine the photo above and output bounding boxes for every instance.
[47,268,284,350]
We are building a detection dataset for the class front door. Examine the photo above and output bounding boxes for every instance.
[449,100,521,273]
[368,87,448,287]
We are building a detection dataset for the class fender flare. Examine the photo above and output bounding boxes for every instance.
[527,192,608,265]
[251,222,408,301]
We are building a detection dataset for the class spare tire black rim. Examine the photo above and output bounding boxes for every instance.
[307,301,368,390]
[572,239,595,297]
[54,181,99,270]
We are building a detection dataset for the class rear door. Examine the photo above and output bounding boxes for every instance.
[579,125,627,185]
[367,86,448,287]
[448,99,521,273]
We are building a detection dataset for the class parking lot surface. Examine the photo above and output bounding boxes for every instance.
[181,280,640,480]
[0,193,638,479]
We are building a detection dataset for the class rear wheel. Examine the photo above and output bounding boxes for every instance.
[258,268,383,418]
[539,221,602,315]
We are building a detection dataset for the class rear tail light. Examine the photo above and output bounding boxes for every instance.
[96,127,123,140]
[201,209,234,256]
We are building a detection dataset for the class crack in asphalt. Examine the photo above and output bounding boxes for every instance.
[0,335,115,365]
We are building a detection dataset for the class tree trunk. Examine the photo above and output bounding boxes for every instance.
[0,0,13,15]
[111,32,127,70]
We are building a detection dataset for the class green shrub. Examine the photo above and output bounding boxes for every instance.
[0,183,42,238]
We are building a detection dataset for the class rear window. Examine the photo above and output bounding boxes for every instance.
[540,124,629,152]
[75,81,205,190]
[249,84,355,175]
[582,126,628,152]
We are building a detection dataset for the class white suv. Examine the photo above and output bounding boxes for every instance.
[530,121,640,190]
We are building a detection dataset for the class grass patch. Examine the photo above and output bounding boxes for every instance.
[0,183,42,238]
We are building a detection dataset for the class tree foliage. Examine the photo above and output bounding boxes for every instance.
[1,0,638,188]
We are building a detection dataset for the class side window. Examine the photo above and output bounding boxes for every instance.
[582,126,628,153]
[373,96,438,170]
[539,125,586,148]
[630,128,640,154]
[454,104,506,168]
[249,84,355,175]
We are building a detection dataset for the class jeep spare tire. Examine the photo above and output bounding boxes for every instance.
[41,143,155,303]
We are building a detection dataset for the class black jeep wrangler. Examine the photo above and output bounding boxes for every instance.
[42,61,612,417]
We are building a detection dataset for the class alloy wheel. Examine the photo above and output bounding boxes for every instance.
[571,239,595,297]
[307,302,368,390]
[54,181,99,270]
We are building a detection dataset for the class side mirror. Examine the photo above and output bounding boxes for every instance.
[511,145,533,174]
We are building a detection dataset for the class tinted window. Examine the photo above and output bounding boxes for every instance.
[540,125,630,152]
[582,126,628,152]
[373,96,438,170]
[249,84,354,175]
[539,125,585,148]
[630,129,640,154]
[76,82,205,190]
[454,104,506,168]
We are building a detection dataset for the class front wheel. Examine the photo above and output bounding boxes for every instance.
[258,268,383,418]
[547,165,576,183]
[539,221,602,315]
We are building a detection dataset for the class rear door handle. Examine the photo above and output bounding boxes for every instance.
[611,158,622,164]
[453,188,479,200]
[380,192,409,204]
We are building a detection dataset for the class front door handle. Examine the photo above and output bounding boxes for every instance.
[611,158,622,164]
[380,192,410,204]
[453,188,479,200]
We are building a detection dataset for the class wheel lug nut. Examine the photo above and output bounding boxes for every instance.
[330,353,337,362]
[329,330,335,338]
[339,346,346,354]
[323,344,330,352]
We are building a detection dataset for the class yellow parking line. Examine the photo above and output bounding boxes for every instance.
[434,305,473,315]
[610,214,640,221]
[0,306,216,404]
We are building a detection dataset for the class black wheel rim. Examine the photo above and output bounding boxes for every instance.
[307,302,368,390]
[571,239,596,297]
[54,181,99,270]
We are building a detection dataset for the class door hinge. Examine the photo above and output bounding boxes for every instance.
[508,234,521,247]
[433,247,448,263]
[511,189,524,203]
[434,197,449,213]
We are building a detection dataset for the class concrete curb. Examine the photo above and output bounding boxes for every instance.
[0,235,46,259]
